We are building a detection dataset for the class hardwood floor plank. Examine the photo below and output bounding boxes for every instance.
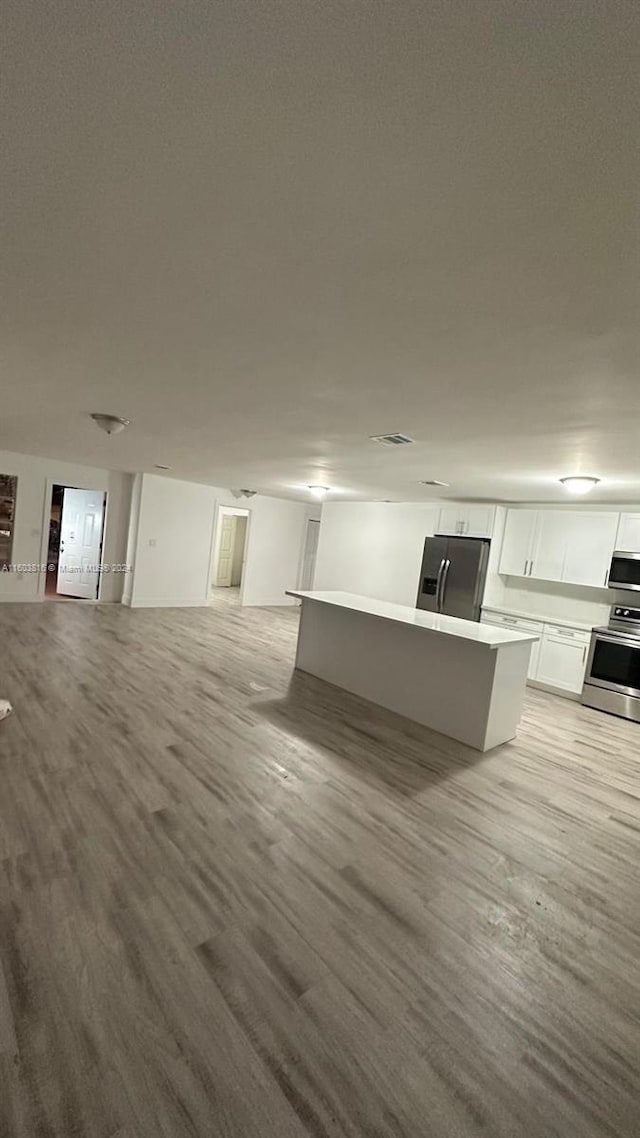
[0,598,639,1135]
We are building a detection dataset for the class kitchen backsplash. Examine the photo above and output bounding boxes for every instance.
[495,575,630,628]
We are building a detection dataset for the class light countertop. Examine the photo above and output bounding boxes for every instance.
[482,605,596,632]
[287,590,539,649]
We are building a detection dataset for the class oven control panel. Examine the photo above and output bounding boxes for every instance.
[610,605,640,629]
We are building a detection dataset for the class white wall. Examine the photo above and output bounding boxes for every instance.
[122,474,142,606]
[0,448,132,602]
[127,476,314,608]
[240,495,315,607]
[127,474,217,607]
[498,578,613,627]
[314,501,440,606]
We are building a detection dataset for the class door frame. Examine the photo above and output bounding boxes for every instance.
[38,479,109,602]
[298,517,320,590]
[208,503,252,604]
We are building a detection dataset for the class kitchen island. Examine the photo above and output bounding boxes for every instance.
[286,590,539,751]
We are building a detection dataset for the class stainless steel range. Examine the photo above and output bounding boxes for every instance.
[582,605,640,722]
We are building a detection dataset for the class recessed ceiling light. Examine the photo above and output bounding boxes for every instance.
[308,485,330,499]
[419,480,450,487]
[559,476,601,495]
[154,464,171,470]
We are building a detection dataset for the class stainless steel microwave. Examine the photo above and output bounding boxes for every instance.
[608,551,640,592]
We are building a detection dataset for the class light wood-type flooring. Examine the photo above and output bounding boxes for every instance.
[1,598,639,1137]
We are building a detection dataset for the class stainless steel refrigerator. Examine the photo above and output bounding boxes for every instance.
[416,535,490,621]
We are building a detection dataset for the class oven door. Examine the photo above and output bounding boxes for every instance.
[585,630,640,696]
[608,551,640,591]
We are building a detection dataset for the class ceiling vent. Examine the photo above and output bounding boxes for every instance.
[369,433,414,446]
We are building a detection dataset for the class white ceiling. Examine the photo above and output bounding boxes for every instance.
[2,1,639,503]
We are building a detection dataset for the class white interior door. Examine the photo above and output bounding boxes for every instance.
[231,515,248,586]
[216,515,236,586]
[57,488,105,599]
[300,519,320,590]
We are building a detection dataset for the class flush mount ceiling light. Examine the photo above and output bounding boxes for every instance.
[308,485,330,499]
[419,480,450,487]
[90,412,130,435]
[559,476,601,496]
[154,464,171,470]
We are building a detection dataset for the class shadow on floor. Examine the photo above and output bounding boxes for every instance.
[254,668,488,798]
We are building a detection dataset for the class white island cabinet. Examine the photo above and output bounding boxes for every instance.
[286,590,538,752]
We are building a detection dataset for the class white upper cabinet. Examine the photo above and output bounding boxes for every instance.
[499,508,619,588]
[530,511,567,582]
[437,506,465,535]
[464,505,496,538]
[561,512,618,588]
[616,514,640,552]
[498,510,538,576]
[437,505,495,538]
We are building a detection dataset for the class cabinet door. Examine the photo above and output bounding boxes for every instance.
[437,507,464,535]
[530,511,567,582]
[536,633,588,693]
[562,512,618,588]
[463,505,495,538]
[616,514,640,553]
[499,510,538,576]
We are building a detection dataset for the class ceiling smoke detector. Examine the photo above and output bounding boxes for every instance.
[369,433,414,446]
[91,413,130,436]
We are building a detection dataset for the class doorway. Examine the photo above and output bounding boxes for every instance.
[45,484,107,601]
[211,506,250,605]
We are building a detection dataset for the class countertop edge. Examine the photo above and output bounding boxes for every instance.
[287,590,539,649]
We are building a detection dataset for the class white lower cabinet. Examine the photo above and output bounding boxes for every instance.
[480,612,542,679]
[481,611,590,695]
[533,626,590,694]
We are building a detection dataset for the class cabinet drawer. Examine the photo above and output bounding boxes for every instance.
[544,624,590,645]
[481,611,543,635]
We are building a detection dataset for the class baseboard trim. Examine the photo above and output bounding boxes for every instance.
[527,679,581,702]
[128,597,209,608]
[0,595,43,604]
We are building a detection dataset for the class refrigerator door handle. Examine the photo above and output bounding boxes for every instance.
[439,558,451,612]
[435,558,446,611]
